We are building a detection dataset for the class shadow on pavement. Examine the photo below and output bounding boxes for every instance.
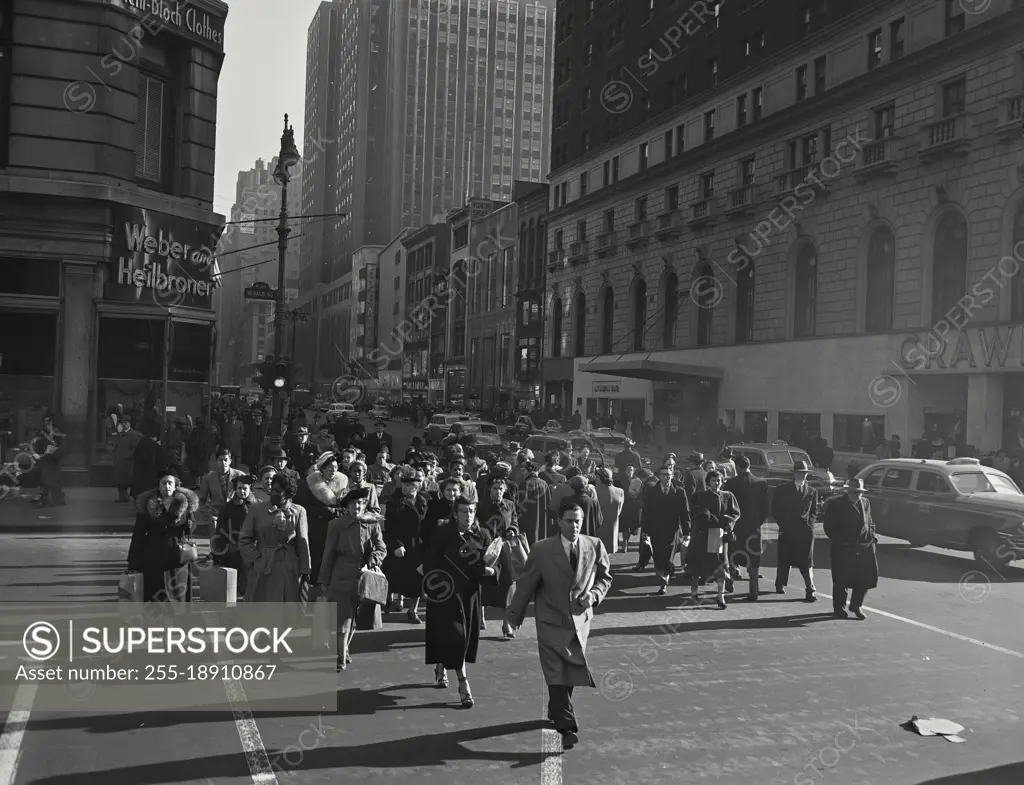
[589,612,838,638]
[913,762,1024,784]
[875,544,1024,583]
[21,719,549,784]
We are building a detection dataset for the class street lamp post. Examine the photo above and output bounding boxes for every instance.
[264,114,301,458]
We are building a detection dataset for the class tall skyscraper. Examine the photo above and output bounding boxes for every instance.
[301,0,555,294]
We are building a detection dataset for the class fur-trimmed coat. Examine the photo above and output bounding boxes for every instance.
[127,487,199,601]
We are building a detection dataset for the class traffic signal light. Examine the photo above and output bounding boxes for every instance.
[273,361,290,393]
[253,359,277,395]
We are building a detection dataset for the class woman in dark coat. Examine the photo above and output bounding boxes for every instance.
[127,466,200,602]
[382,466,428,623]
[616,464,642,549]
[295,452,348,583]
[422,495,500,708]
[212,474,255,596]
[640,466,691,595]
[423,477,462,547]
[686,470,740,609]
[319,486,387,670]
[823,479,878,620]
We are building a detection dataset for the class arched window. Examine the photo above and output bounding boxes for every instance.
[696,264,715,347]
[794,242,818,338]
[865,226,895,332]
[661,271,678,349]
[1013,206,1024,320]
[573,292,586,356]
[600,287,614,354]
[632,279,647,351]
[735,258,755,344]
[551,297,563,357]
[932,211,967,324]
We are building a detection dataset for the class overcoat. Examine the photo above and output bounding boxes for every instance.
[127,487,199,602]
[723,472,770,556]
[517,474,551,545]
[594,482,624,554]
[571,492,603,539]
[113,427,142,487]
[382,493,428,598]
[296,470,349,583]
[686,489,740,580]
[507,534,612,686]
[476,496,519,609]
[423,522,500,669]
[238,501,311,602]
[641,482,691,573]
[771,482,819,569]
[823,494,879,591]
[319,512,387,625]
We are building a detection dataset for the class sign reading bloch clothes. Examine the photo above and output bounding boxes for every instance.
[107,206,223,310]
[115,0,225,52]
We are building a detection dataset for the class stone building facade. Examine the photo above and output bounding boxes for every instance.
[543,0,1024,455]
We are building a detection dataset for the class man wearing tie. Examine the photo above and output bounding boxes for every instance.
[723,455,770,600]
[506,502,613,750]
[824,478,879,620]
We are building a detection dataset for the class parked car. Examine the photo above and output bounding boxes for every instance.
[540,420,564,433]
[573,428,629,460]
[856,457,1024,568]
[423,413,472,445]
[369,405,389,421]
[523,432,608,469]
[440,421,509,464]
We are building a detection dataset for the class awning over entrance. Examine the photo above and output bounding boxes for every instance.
[583,358,724,382]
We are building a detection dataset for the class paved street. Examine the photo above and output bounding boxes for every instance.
[1,526,1023,785]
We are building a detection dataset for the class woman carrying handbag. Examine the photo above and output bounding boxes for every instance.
[318,486,387,671]
[685,470,740,609]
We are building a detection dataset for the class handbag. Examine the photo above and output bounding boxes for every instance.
[508,533,530,579]
[117,571,144,602]
[357,567,389,605]
[179,540,199,563]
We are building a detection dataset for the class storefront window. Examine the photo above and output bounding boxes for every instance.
[0,311,58,459]
[744,411,768,442]
[833,414,885,453]
[0,259,61,296]
[93,317,165,465]
[167,321,212,429]
[778,412,821,449]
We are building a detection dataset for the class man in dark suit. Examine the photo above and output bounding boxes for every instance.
[824,478,878,620]
[771,460,819,601]
[724,455,770,600]
[362,420,393,462]
[567,475,603,539]
[641,465,690,595]
[684,452,708,499]
[287,426,319,477]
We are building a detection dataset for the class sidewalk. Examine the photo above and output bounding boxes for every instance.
[0,487,137,533]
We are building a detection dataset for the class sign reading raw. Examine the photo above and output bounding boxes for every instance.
[109,206,223,310]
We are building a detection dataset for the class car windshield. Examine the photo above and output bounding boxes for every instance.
[949,472,1022,494]
[766,451,794,468]
[790,451,812,465]
[463,424,497,434]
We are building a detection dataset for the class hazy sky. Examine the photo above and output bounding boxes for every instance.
[213,0,325,217]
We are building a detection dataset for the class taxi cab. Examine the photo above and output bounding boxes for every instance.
[855,457,1024,568]
[727,442,836,495]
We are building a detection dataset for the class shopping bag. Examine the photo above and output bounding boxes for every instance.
[357,567,389,605]
[670,530,690,567]
[508,533,530,579]
[198,565,237,604]
[117,571,144,603]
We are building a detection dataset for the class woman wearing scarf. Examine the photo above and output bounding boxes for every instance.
[213,474,255,595]
[126,466,200,602]
[383,465,428,623]
[686,470,740,609]
[297,452,349,584]
[239,472,311,602]
[422,495,500,707]
[251,465,276,504]
[346,460,381,514]
[318,486,387,671]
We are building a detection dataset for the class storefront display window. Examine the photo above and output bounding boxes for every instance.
[777,412,821,450]
[0,311,58,460]
[0,259,61,296]
[167,321,212,427]
[833,414,885,453]
[93,317,165,465]
[744,411,768,442]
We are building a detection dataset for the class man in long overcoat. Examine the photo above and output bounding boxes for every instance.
[513,465,550,546]
[641,465,691,594]
[113,420,143,502]
[723,455,770,600]
[770,460,819,601]
[507,502,612,750]
[823,478,878,620]
[593,468,624,554]
[567,475,602,538]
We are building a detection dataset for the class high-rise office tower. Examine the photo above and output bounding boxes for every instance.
[300,0,554,292]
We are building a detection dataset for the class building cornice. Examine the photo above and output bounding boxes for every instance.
[543,5,1024,223]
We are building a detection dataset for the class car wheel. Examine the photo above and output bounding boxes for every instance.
[972,531,1013,571]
